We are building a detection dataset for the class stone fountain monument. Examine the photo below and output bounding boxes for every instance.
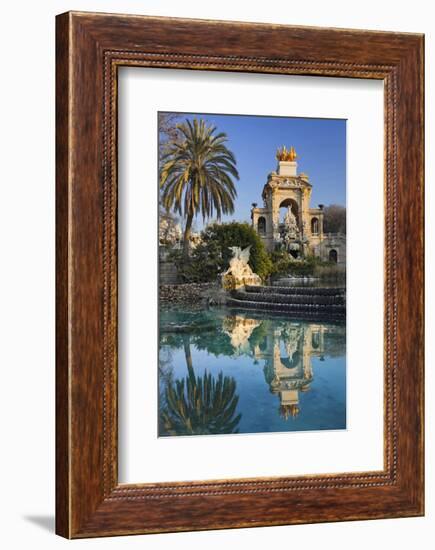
[221,246,262,290]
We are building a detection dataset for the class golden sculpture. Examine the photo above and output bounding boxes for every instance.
[276,145,298,162]
[279,404,300,419]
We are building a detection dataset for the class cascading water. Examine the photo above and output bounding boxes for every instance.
[227,285,345,320]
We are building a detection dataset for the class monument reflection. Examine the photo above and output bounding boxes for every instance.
[159,309,346,436]
[223,315,335,419]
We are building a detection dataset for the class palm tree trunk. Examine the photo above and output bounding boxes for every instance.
[182,335,195,380]
[183,212,194,258]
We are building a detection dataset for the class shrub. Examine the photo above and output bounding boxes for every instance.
[269,250,295,276]
[168,243,221,283]
[203,222,272,279]
[269,251,340,278]
[171,222,272,283]
[268,251,320,276]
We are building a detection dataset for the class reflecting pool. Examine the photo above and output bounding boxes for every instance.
[158,308,346,437]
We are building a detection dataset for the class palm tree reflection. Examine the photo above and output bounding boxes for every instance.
[159,310,345,434]
[160,335,241,436]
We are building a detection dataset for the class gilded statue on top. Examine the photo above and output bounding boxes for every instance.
[276,145,298,162]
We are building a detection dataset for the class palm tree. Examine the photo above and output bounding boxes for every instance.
[160,118,239,257]
[159,335,241,436]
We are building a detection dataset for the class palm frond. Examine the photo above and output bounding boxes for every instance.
[159,117,239,225]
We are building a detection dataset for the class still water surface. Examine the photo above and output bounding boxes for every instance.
[159,308,346,437]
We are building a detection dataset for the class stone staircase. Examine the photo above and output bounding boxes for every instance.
[226,285,345,320]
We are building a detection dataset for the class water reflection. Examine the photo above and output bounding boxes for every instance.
[257,322,320,419]
[159,334,241,436]
[159,309,346,436]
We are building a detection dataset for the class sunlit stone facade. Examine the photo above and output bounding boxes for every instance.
[251,152,346,265]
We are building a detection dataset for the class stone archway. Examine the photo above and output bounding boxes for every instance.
[257,216,266,235]
[311,217,319,234]
[329,249,338,263]
[279,198,299,224]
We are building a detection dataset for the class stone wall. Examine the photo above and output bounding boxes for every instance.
[159,283,217,305]
[159,259,178,284]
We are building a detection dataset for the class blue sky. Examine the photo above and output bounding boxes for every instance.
[161,112,346,230]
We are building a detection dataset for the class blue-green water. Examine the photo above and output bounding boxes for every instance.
[159,308,346,437]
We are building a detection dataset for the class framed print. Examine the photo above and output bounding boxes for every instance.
[56,11,424,538]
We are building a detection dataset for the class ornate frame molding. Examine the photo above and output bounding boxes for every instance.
[56,12,424,538]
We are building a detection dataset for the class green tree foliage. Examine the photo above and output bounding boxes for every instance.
[171,222,272,283]
[160,336,241,436]
[268,250,322,276]
[160,118,239,257]
[268,250,344,280]
[201,222,272,279]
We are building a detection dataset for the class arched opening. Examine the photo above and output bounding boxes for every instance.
[311,332,320,349]
[311,217,319,235]
[282,350,301,371]
[279,198,299,225]
[329,249,338,263]
[259,338,268,353]
[257,216,266,236]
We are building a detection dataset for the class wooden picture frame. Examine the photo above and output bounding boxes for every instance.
[56,11,424,538]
